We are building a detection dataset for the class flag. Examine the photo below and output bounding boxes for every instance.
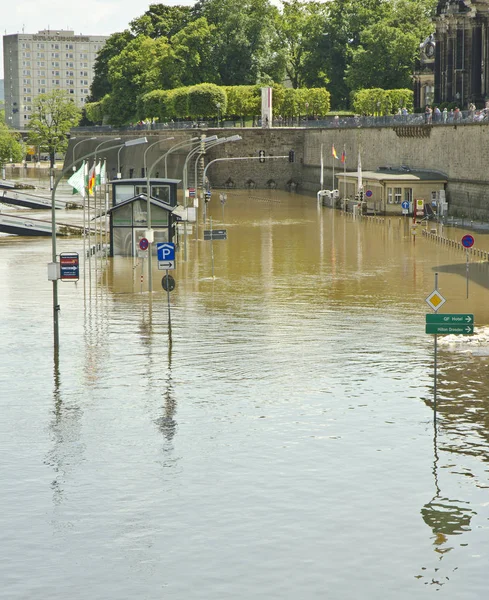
[341,149,346,163]
[100,161,107,185]
[95,161,101,187]
[332,144,338,159]
[67,161,86,198]
[88,163,96,196]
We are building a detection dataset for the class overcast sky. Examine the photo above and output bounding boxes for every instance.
[0,0,197,79]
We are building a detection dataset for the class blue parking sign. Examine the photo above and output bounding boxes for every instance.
[157,243,175,261]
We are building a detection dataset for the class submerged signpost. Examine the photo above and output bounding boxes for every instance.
[461,234,475,299]
[425,273,475,416]
[157,242,176,325]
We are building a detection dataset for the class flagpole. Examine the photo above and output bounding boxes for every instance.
[82,162,87,299]
[104,159,109,265]
[343,145,346,211]
[332,144,335,192]
[94,163,98,285]
[88,161,92,287]
[320,143,324,190]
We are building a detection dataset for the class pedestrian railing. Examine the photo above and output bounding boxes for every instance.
[71,110,489,134]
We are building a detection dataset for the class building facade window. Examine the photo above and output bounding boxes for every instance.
[387,187,393,203]
[394,188,402,204]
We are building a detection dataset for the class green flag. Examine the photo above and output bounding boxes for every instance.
[67,161,86,198]
[95,161,101,187]
[100,161,106,185]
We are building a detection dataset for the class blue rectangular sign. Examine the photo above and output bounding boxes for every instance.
[157,242,175,261]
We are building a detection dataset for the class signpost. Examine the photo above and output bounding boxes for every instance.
[157,242,176,325]
[59,252,79,281]
[205,218,227,278]
[425,276,475,418]
[461,234,475,299]
[415,198,424,217]
[157,242,175,270]
[204,229,227,241]
[401,200,409,215]
[425,323,474,335]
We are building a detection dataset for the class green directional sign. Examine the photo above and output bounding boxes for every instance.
[425,313,474,325]
[425,324,474,335]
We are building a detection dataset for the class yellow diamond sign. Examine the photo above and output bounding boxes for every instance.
[425,290,446,312]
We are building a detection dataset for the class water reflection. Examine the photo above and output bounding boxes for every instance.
[44,358,84,507]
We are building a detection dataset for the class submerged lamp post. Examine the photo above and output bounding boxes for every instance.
[142,137,174,293]
[163,137,200,178]
[72,136,97,171]
[49,136,147,354]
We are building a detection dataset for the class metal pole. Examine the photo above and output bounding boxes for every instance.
[144,137,175,293]
[434,272,438,415]
[466,249,469,299]
[166,269,171,326]
[49,139,144,353]
[164,137,200,178]
[210,216,215,279]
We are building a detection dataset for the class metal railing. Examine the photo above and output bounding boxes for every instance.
[71,109,489,133]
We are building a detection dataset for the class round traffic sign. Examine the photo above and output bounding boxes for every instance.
[139,237,149,251]
[365,189,373,198]
[161,274,176,292]
[461,234,475,248]
[401,201,410,210]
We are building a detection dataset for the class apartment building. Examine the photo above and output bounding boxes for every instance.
[3,29,108,129]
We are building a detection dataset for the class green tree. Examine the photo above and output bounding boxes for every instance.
[159,18,219,89]
[322,0,392,108]
[89,30,134,102]
[27,90,81,167]
[0,122,24,166]
[192,0,281,84]
[274,0,329,89]
[345,23,419,91]
[130,4,192,39]
[188,83,227,118]
[107,36,171,124]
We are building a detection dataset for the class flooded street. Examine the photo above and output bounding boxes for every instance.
[1,182,489,599]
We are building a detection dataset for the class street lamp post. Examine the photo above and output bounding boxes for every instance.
[216,102,221,127]
[143,137,174,293]
[163,137,200,178]
[116,146,124,179]
[91,139,121,282]
[193,135,242,196]
[72,136,97,171]
[50,137,147,355]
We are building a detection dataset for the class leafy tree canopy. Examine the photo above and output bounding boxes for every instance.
[0,122,24,164]
[88,0,437,112]
[27,90,81,167]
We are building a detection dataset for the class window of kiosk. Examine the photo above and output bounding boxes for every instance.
[387,187,393,203]
[394,188,402,204]
[132,200,147,226]
[404,188,413,203]
[151,205,169,226]
[114,185,135,204]
[112,203,132,226]
[135,185,147,196]
[151,185,171,204]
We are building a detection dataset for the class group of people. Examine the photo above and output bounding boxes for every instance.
[424,101,489,124]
